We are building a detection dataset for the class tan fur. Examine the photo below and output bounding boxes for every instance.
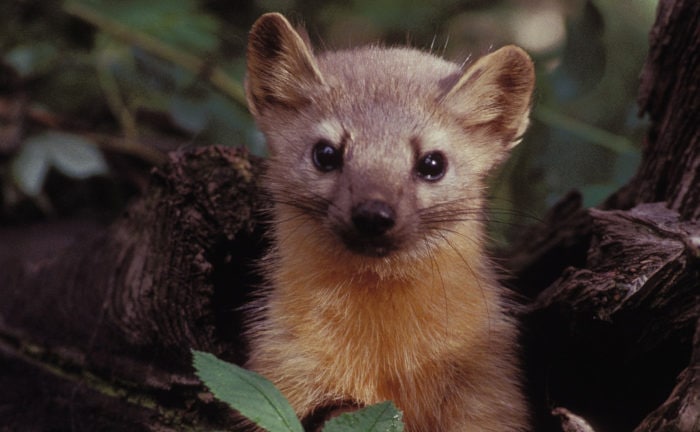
[244,12,535,432]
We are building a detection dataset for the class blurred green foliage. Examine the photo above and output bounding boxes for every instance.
[0,0,656,233]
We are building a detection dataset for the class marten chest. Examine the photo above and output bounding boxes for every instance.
[268,273,479,401]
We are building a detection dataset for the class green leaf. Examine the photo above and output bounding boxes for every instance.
[168,94,210,133]
[534,105,636,154]
[323,401,404,432]
[47,133,109,179]
[192,350,303,432]
[11,132,108,196]
[79,0,220,54]
[4,42,58,78]
[11,139,51,197]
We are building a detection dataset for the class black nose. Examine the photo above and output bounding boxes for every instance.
[351,200,396,236]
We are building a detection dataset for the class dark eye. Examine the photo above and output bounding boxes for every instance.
[312,140,343,172]
[415,151,447,181]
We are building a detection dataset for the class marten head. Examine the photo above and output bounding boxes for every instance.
[246,13,535,263]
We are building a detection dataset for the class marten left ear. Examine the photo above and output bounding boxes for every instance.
[444,45,535,149]
[245,13,325,117]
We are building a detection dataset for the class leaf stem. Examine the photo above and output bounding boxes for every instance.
[534,105,637,154]
[96,50,139,143]
[63,1,248,109]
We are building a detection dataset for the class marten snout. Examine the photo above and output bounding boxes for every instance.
[339,198,402,257]
[351,200,396,237]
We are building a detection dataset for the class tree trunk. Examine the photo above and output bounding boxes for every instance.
[605,0,700,220]
[0,146,267,431]
[512,0,700,430]
[0,0,698,431]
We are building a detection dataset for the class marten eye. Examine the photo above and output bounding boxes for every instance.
[312,140,343,172]
[415,151,447,181]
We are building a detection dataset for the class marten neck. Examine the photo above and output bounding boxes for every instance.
[268,213,498,345]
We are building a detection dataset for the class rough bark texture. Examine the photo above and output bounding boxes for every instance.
[0,146,267,430]
[0,0,698,431]
[515,201,699,431]
[605,0,700,220]
[512,0,700,430]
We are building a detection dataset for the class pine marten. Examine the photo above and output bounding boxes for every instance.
[244,12,535,432]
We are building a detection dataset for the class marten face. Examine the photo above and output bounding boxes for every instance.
[271,105,476,259]
[296,118,447,258]
[245,13,534,263]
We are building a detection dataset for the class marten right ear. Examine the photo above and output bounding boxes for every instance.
[443,46,535,150]
[245,13,325,117]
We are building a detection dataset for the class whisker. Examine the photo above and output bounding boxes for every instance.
[423,234,450,343]
[422,225,484,252]
[435,231,493,337]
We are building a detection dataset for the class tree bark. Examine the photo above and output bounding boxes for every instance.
[0,0,698,431]
[605,0,700,220]
[512,0,700,430]
[0,146,267,430]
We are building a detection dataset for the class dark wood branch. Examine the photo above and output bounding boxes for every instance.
[634,316,700,432]
[0,146,266,430]
[605,0,700,220]
[518,203,699,431]
[515,1,700,430]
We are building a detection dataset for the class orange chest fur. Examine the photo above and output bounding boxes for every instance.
[265,249,494,403]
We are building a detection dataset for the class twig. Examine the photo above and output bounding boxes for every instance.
[63,1,248,109]
[534,105,637,154]
[96,51,139,143]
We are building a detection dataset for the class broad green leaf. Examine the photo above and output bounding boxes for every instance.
[34,57,103,115]
[169,94,210,134]
[323,401,404,432]
[353,0,435,31]
[192,350,303,432]
[11,132,108,197]
[80,0,220,54]
[4,42,58,78]
[580,183,618,208]
[11,139,51,197]
[46,132,109,179]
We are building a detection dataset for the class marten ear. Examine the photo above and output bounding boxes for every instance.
[444,45,535,149]
[246,13,325,116]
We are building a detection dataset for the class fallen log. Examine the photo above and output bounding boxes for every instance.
[0,0,698,430]
[0,146,267,430]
